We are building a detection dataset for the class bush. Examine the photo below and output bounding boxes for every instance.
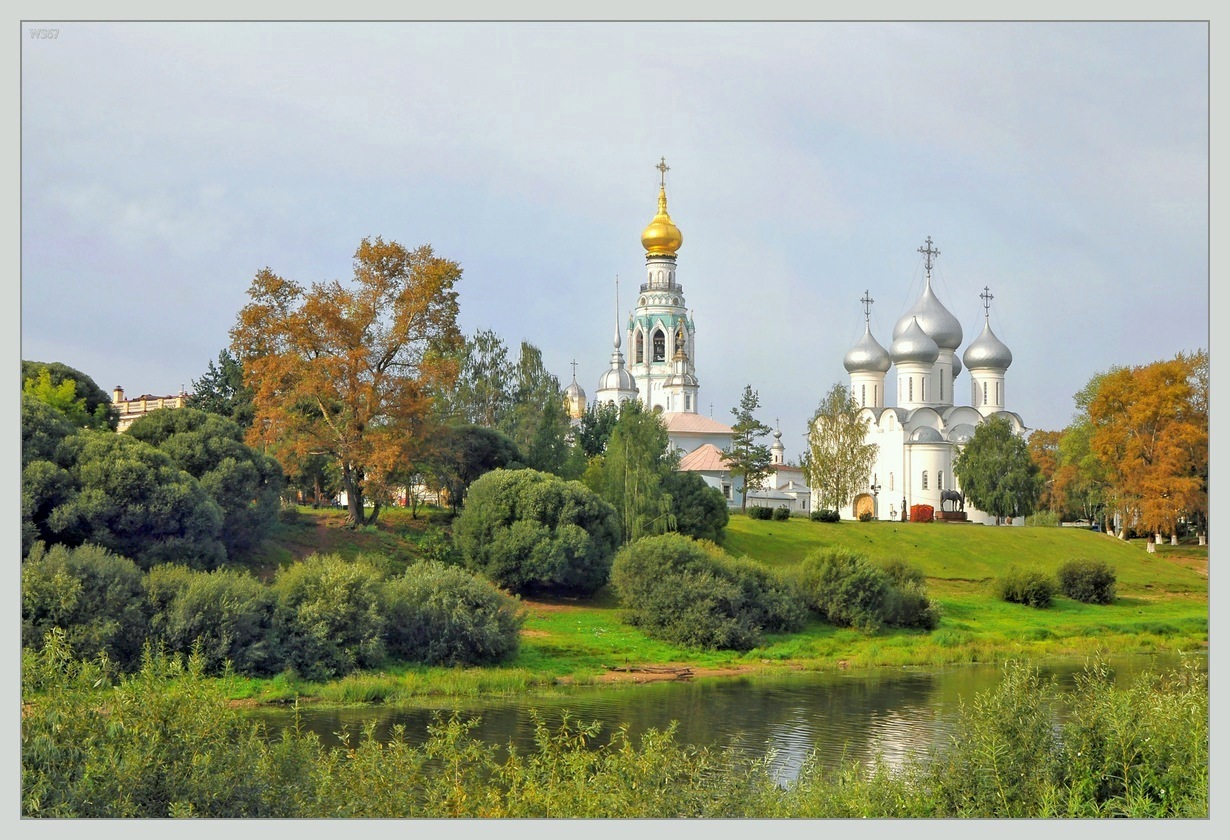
[811,509,840,523]
[996,566,1056,608]
[610,534,806,650]
[454,468,620,596]
[875,558,941,629]
[909,504,934,523]
[383,561,523,666]
[771,506,791,521]
[1025,510,1061,527]
[1056,558,1117,604]
[146,564,277,676]
[270,553,387,680]
[22,542,150,669]
[747,506,772,520]
[795,549,892,631]
[858,511,873,522]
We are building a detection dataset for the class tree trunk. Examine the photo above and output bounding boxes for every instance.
[342,464,364,527]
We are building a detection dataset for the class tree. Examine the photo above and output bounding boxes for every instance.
[500,341,571,476]
[438,328,514,427]
[1027,429,1064,516]
[662,470,730,544]
[726,385,773,514]
[453,468,620,596]
[574,400,620,458]
[426,423,523,512]
[125,407,285,559]
[1087,352,1207,539]
[583,401,677,543]
[952,417,1043,524]
[21,360,117,430]
[230,237,463,527]
[800,383,879,515]
[187,348,255,429]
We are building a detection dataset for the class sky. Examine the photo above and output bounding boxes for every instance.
[19,17,1210,463]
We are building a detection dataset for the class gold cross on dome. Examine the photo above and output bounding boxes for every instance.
[656,157,670,188]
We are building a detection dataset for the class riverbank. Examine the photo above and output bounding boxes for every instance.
[222,511,1208,708]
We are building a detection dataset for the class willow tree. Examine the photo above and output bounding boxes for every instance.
[801,383,878,514]
[230,237,462,527]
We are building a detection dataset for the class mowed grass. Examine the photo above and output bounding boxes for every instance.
[512,516,1207,680]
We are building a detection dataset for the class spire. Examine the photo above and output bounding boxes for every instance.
[613,275,621,348]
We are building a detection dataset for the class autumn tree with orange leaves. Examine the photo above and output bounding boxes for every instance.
[1087,351,1207,540]
[230,238,463,527]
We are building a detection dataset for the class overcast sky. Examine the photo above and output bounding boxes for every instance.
[20,19,1209,460]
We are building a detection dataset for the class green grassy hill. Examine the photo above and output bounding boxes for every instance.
[243,508,1207,701]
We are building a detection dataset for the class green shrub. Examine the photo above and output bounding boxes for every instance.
[996,566,1056,608]
[663,470,730,543]
[21,542,150,670]
[811,509,840,523]
[270,553,387,680]
[872,557,941,628]
[1056,558,1117,604]
[146,564,277,676]
[747,506,772,520]
[453,468,620,597]
[610,533,805,650]
[383,561,523,666]
[795,549,892,631]
[1025,510,1061,527]
[771,506,791,521]
[858,511,873,522]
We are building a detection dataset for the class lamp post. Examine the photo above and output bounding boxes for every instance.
[869,479,881,520]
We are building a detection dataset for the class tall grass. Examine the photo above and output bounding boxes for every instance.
[22,638,1206,818]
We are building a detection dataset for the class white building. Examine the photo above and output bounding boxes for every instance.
[593,159,735,461]
[833,238,1025,525]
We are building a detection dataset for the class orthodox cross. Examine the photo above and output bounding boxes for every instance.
[860,289,874,323]
[656,157,670,188]
[980,286,994,317]
[917,236,940,275]
[570,360,578,381]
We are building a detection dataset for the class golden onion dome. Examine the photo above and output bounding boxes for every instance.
[640,186,683,256]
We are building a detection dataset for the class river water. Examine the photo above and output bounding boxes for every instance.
[248,653,1204,784]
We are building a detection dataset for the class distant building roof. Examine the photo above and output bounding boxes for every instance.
[678,443,730,472]
[661,412,734,435]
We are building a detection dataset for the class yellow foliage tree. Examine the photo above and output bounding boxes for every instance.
[1088,351,1207,539]
[230,237,462,526]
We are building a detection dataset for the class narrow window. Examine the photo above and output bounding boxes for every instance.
[874,384,878,405]
[922,470,929,490]
[922,379,926,401]
[861,383,866,406]
[909,378,914,402]
[940,368,945,401]
[685,394,691,411]
[653,329,666,362]
[938,471,944,490]
[983,382,988,405]
[996,381,1001,405]
[634,330,644,364]
[889,472,894,491]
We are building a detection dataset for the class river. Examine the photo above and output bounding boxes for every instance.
[247,653,1204,784]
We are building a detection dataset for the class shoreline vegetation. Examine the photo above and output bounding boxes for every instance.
[221,507,1207,708]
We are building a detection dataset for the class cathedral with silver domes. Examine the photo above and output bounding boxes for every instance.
[840,237,1025,525]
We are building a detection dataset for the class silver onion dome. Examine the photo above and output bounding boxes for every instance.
[962,318,1013,370]
[893,280,963,351]
[564,379,586,402]
[597,331,638,393]
[843,324,892,373]
[890,316,939,365]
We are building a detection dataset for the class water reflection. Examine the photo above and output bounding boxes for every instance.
[248,653,1203,784]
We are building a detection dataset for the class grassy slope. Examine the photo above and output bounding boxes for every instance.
[242,509,1207,702]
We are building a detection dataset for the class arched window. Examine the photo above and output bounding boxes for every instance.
[861,383,866,406]
[652,329,666,362]
[996,381,1001,405]
[922,379,926,401]
[922,470,929,490]
[634,330,644,364]
[874,385,878,405]
[983,381,988,405]
[909,378,914,401]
